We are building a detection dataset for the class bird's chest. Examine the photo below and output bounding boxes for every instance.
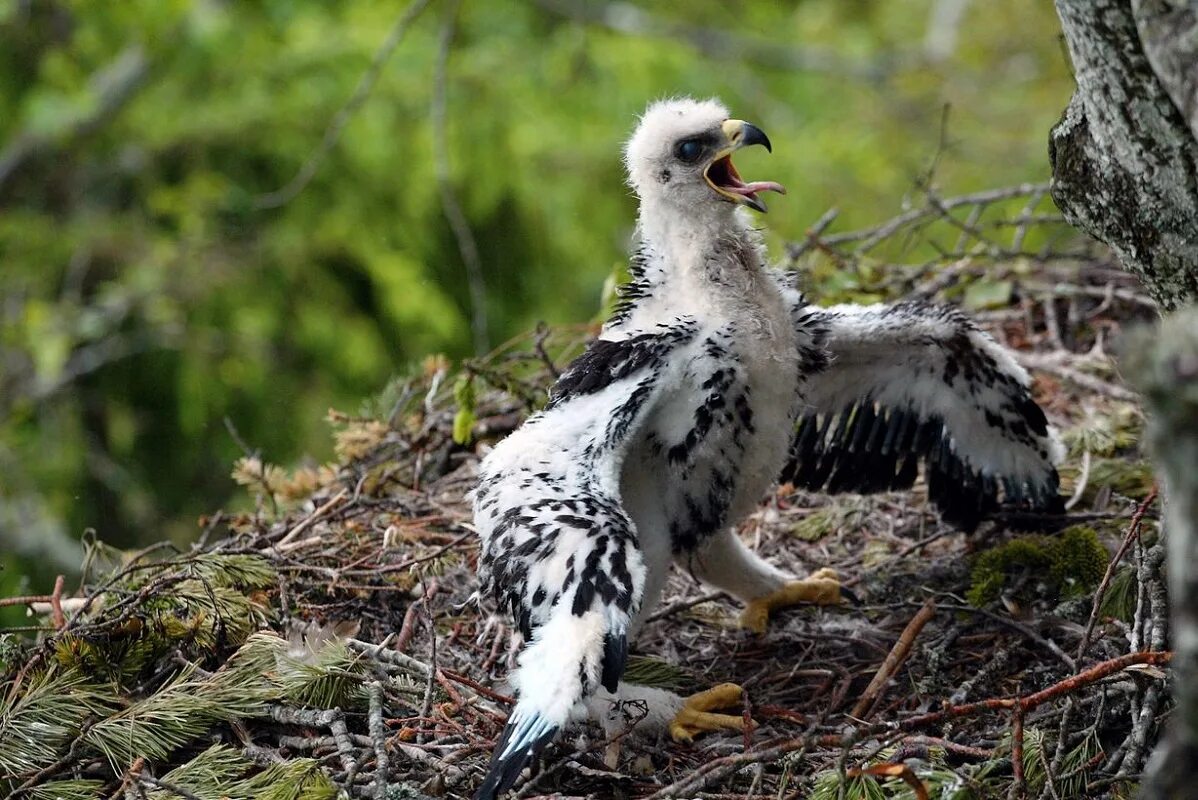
[634,315,800,552]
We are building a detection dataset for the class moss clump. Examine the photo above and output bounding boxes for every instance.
[790,503,864,542]
[791,508,839,542]
[1049,526,1110,598]
[967,526,1108,607]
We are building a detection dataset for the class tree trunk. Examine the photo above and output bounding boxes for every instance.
[1133,0,1198,143]
[1051,2,1198,795]
[1049,0,1198,311]
[1125,309,1198,799]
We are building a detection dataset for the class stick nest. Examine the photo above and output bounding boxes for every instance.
[0,184,1168,800]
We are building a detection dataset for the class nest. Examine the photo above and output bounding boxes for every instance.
[0,184,1168,800]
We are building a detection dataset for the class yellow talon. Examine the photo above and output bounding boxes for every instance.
[669,682,747,743]
[740,568,842,635]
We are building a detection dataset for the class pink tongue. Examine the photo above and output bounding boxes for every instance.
[744,180,786,195]
[725,180,786,196]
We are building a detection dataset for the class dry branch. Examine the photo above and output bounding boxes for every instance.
[851,598,937,719]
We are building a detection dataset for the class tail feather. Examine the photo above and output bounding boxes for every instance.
[473,712,559,800]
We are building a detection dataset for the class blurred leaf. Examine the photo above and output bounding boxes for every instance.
[452,373,477,445]
[963,279,1013,311]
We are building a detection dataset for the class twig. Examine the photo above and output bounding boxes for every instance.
[254,0,435,209]
[1076,488,1158,659]
[417,571,439,744]
[532,323,560,380]
[137,775,203,800]
[223,416,277,517]
[789,206,840,259]
[431,0,489,355]
[440,668,514,705]
[275,489,348,548]
[851,598,937,719]
[644,591,727,623]
[395,594,427,654]
[397,578,439,654]
[1043,297,1065,350]
[0,573,65,629]
[813,182,1050,253]
[905,650,1172,728]
[348,637,431,676]
[1119,544,1167,775]
[1010,705,1026,800]
[645,653,1169,799]
[1014,352,1139,402]
[897,735,993,761]
[1021,280,1157,311]
[106,756,146,800]
[368,682,389,799]
[935,603,1075,671]
[329,715,357,776]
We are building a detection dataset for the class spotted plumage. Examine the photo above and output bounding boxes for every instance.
[471,98,1063,799]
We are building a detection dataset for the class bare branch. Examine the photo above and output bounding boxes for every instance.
[432,0,490,356]
[532,0,903,80]
[254,0,435,210]
[0,45,149,196]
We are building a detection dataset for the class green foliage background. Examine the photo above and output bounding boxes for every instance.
[0,1,1071,593]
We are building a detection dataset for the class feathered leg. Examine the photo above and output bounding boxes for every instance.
[683,528,843,634]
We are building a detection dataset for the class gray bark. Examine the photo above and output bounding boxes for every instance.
[1050,0,1198,311]
[1124,308,1198,800]
[1050,3,1198,795]
[1133,1,1198,141]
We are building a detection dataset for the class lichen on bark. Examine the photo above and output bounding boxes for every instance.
[1050,0,1198,311]
[1123,307,1198,799]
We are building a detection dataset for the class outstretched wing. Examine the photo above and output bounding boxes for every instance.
[471,322,694,799]
[782,301,1063,530]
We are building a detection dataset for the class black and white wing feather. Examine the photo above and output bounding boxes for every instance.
[471,322,694,799]
[782,301,1064,530]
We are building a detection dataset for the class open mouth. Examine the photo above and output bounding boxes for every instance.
[704,154,786,213]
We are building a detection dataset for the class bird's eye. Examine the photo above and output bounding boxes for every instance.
[674,139,703,163]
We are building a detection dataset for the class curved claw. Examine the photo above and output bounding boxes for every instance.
[669,682,748,743]
[740,568,844,635]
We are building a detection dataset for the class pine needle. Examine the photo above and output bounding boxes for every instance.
[0,667,116,776]
[27,779,107,800]
[147,744,336,800]
[83,644,277,772]
[276,634,368,709]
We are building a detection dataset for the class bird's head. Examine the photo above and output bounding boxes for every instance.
[624,97,785,215]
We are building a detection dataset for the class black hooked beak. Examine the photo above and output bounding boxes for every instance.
[705,119,786,213]
[720,119,772,152]
[739,122,771,152]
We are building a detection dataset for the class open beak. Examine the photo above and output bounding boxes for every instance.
[704,119,786,213]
